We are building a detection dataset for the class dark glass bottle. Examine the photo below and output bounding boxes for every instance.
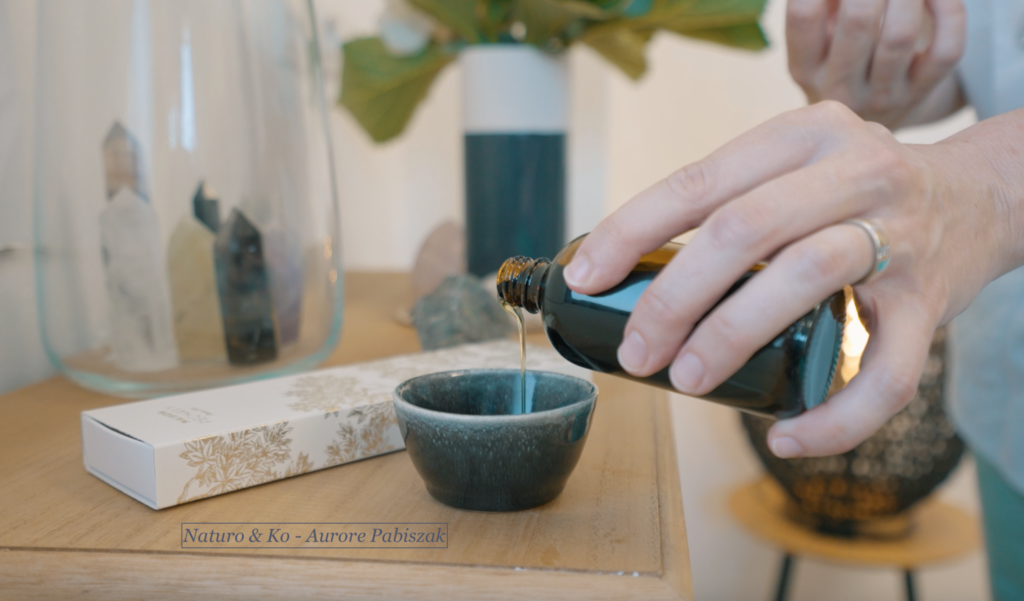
[496,235,847,418]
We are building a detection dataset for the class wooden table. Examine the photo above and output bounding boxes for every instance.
[0,273,693,600]
[730,478,980,601]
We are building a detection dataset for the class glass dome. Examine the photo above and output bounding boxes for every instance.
[33,0,343,397]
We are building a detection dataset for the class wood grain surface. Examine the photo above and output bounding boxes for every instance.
[0,272,693,600]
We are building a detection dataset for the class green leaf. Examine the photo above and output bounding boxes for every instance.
[516,0,614,46]
[582,24,653,79]
[480,0,514,42]
[623,0,768,50]
[339,38,455,143]
[671,22,767,50]
[408,0,481,43]
[648,0,765,28]
[625,0,696,26]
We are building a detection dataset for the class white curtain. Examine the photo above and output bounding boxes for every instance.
[0,0,53,394]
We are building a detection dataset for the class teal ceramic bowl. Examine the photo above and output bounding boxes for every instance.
[392,369,598,512]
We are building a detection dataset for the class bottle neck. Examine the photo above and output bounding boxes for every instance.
[496,256,550,314]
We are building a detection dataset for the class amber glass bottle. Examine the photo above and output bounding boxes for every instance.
[496,235,847,418]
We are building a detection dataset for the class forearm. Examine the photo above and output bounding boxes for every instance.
[937,107,1024,279]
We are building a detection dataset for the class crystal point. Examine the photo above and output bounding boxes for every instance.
[214,208,278,365]
[168,218,227,362]
[192,181,221,232]
[102,122,147,200]
[99,188,178,371]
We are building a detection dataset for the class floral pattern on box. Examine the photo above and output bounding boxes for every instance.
[177,422,315,504]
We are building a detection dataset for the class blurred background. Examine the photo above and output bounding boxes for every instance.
[0,0,985,598]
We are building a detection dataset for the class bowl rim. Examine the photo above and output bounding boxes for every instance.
[391,368,598,424]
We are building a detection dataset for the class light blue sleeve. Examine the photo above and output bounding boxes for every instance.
[949,0,1024,495]
[957,0,1024,120]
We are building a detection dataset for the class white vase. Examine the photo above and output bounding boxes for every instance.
[460,44,568,275]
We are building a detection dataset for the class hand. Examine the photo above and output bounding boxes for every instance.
[563,101,1018,457]
[787,0,966,128]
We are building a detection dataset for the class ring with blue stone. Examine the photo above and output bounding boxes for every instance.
[843,218,891,286]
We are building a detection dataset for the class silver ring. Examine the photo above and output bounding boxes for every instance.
[843,218,890,286]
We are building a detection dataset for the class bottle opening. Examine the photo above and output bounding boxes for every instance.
[496,256,549,314]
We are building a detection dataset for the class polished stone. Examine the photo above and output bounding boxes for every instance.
[99,188,178,372]
[214,208,278,365]
[168,218,227,363]
[411,274,513,351]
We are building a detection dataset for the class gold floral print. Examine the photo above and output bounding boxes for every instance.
[177,422,297,504]
[283,452,315,478]
[286,374,379,419]
[325,403,399,466]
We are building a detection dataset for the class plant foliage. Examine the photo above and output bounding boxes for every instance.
[340,0,768,142]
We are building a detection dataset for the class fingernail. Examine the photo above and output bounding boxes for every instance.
[770,436,804,458]
[617,331,649,373]
[670,353,704,393]
[564,255,591,287]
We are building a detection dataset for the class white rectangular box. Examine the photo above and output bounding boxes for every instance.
[82,340,586,509]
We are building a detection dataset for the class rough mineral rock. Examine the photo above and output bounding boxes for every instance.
[99,188,178,371]
[168,218,227,362]
[214,208,278,365]
[102,122,147,199]
[192,181,221,233]
[412,274,514,351]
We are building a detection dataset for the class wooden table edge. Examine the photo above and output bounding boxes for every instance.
[654,393,695,600]
[0,533,684,601]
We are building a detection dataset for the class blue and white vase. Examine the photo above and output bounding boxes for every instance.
[461,45,567,276]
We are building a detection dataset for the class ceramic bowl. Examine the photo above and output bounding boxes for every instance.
[392,369,598,512]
